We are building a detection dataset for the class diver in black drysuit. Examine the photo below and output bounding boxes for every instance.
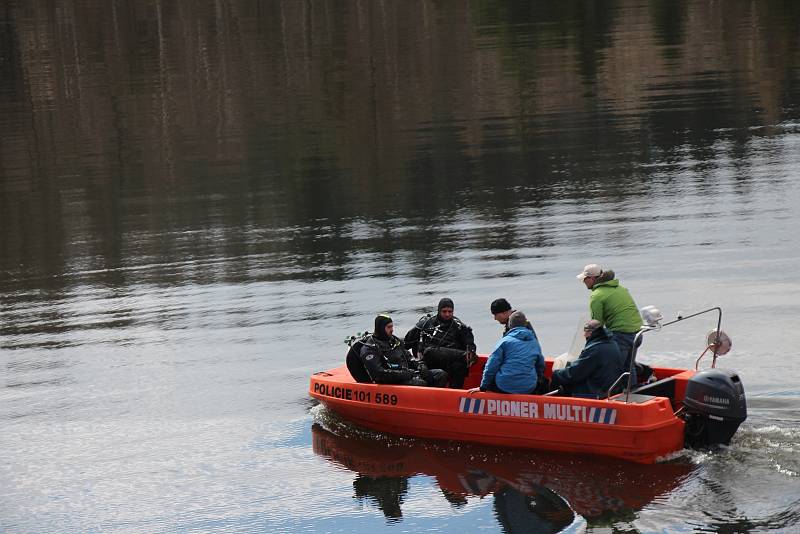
[352,315,448,387]
[403,298,477,389]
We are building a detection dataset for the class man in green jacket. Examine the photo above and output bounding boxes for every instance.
[576,264,642,375]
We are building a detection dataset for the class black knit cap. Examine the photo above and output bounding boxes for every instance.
[490,298,512,314]
[437,298,454,311]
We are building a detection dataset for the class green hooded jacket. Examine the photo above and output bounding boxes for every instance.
[589,279,642,334]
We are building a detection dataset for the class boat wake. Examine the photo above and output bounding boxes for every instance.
[310,403,418,448]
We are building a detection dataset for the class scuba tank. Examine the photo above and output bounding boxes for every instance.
[345,332,372,383]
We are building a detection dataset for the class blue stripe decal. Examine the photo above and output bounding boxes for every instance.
[472,399,482,414]
[604,409,615,424]
[463,398,472,413]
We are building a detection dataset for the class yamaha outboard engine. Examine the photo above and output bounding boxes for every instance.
[682,369,747,448]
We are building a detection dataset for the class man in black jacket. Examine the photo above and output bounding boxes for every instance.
[352,315,447,387]
[490,298,535,336]
[550,320,626,398]
[404,298,476,389]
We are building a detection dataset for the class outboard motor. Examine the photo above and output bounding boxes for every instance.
[682,369,747,448]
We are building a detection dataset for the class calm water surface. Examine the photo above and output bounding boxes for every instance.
[2,1,800,532]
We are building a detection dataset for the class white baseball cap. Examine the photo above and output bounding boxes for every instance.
[576,264,602,280]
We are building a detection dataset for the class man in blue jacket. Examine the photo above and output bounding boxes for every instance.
[468,311,544,394]
[550,320,626,398]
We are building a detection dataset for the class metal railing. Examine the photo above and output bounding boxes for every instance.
[620,307,723,403]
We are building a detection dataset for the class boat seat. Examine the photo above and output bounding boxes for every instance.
[632,376,676,401]
[608,392,658,404]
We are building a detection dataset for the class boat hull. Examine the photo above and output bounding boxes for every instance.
[310,363,688,464]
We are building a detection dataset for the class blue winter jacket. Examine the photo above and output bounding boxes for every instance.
[480,326,544,394]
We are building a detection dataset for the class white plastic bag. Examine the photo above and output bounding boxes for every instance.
[551,351,576,371]
[551,315,588,370]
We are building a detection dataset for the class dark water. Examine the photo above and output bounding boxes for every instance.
[2,0,800,532]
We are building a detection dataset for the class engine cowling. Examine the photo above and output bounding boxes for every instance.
[682,369,747,448]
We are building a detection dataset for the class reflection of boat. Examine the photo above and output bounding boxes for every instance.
[311,423,694,522]
[312,423,577,531]
[309,308,747,463]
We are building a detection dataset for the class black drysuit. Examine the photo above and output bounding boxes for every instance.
[357,335,447,387]
[404,315,476,388]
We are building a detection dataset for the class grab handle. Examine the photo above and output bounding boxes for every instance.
[607,372,630,400]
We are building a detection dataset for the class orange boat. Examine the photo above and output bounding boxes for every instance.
[309,307,747,464]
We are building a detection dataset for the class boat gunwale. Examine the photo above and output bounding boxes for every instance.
[310,365,686,432]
